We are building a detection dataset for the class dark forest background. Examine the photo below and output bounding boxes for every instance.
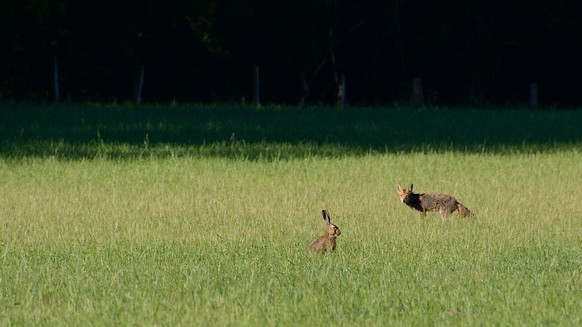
[2,0,582,107]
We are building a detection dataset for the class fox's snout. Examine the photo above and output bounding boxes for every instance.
[396,184,413,204]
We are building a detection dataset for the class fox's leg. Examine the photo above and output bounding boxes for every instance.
[439,208,451,217]
[420,210,427,218]
[440,201,457,217]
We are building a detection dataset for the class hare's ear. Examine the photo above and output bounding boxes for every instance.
[322,209,331,224]
[409,184,414,192]
[396,184,402,192]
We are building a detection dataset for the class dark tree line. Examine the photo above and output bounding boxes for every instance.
[2,0,582,107]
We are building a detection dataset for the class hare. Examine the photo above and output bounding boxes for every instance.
[396,184,474,218]
[309,209,341,253]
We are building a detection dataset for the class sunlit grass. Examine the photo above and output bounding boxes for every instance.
[1,151,581,325]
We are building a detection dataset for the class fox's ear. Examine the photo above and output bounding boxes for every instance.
[396,184,402,192]
[409,184,414,191]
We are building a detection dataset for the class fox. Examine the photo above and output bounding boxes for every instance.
[396,184,474,218]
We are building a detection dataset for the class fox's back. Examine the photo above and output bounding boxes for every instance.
[419,192,458,210]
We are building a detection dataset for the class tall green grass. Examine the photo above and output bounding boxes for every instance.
[0,103,581,325]
[1,152,581,326]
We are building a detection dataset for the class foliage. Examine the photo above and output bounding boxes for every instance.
[2,1,582,105]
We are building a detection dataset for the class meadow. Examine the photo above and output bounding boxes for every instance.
[0,103,581,326]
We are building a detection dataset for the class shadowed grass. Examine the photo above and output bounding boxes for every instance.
[1,103,581,159]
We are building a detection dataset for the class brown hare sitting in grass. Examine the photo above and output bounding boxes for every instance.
[309,209,341,253]
[396,184,474,218]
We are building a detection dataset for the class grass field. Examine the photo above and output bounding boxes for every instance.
[1,103,581,326]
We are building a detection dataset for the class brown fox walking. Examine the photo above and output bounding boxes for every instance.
[396,184,474,218]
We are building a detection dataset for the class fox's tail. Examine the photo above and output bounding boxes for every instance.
[457,203,474,218]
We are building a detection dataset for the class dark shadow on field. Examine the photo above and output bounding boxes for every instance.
[1,103,581,159]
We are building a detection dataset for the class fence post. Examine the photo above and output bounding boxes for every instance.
[254,65,260,106]
[529,82,538,109]
[53,55,60,104]
[299,71,308,107]
[337,75,346,108]
[412,77,424,106]
[136,65,145,105]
